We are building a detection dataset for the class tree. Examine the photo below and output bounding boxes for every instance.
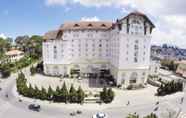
[0,37,11,59]
[0,65,11,78]
[69,84,77,103]
[53,86,61,102]
[15,35,30,52]
[143,113,158,118]
[100,87,115,103]
[77,86,85,104]
[27,84,35,98]
[40,87,47,100]
[61,82,69,103]
[100,87,108,103]
[47,86,54,100]
[107,88,114,102]
[33,86,41,99]
[126,114,139,118]
[157,80,183,96]
[30,66,36,75]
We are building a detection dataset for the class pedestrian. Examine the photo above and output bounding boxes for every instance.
[181,97,184,104]
[127,101,130,106]
[156,101,159,105]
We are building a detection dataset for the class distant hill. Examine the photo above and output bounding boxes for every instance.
[151,44,186,61]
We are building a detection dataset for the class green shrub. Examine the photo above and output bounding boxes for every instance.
[157,80,183,96]
[30,66,36,75]
[16,73,85,103]
[100,87,115,103]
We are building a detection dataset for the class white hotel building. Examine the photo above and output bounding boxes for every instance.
[43,11,155,88]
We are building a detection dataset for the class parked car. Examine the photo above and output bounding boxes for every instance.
[18,98,22,102]
[92,113,107,118]
[70,112,76,116]
[76,110,82,114]
[28,104,41,112]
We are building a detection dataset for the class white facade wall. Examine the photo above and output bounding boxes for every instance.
[43,13,154,88]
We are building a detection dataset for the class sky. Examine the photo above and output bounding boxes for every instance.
[0,0,186,48]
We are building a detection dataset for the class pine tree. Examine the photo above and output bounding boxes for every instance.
[28,84,34,97]
[126,114,139,118]
[41,87,47,100]
[34,86,41,99]
[53,86,61,102]
[69,84,77,103]
[47,86,53,100]
[143,113,158,118]
[30,66,36,75]
[107,88,114,103]
[77,86,85,104]
[100,87,107,103]
[61,82,68,103]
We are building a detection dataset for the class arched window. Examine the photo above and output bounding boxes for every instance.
[88,23,93,27]
[74,24,80,27]
[101,24,106,27]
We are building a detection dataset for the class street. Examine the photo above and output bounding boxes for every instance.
[0,68,186,118]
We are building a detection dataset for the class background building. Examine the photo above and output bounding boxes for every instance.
[5,49,24,62]
[43,11,155,88]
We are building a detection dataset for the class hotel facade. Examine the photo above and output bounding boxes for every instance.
[43,12,155,88]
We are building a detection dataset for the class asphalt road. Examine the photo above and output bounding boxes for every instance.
[0,68,185,118]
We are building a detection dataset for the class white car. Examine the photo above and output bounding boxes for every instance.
[92,113,107,118]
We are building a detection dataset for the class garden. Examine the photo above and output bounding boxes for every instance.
[16,72,115,104]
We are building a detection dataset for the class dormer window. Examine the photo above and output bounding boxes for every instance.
[74,24,80,27]
[132,20,140,24]
[88,23,93,27]
[101,24,106,27]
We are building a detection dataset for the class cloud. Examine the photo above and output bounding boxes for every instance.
[0,33,7,39]
[45,0,186,48]
[46,0,68,6]
[80,16,100,21]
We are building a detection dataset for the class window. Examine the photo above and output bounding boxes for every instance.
[74,24,79,27]
[88,23,93,27]
[134,52,138,56]
[134,45,138,50]
[87,33,93,37]
[130,79,137,83]
[134,57,138,63]
[53,46,57,59]
[101,24,106,27]
[135,40,139,43]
